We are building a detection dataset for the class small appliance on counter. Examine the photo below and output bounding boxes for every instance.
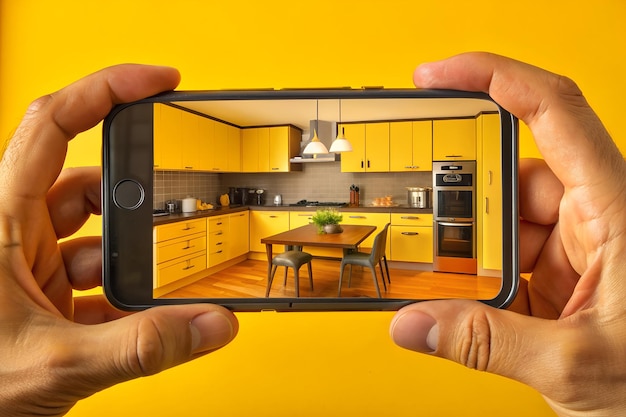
[273,194,282,205]
[407,186,432,208]
[246,188,266,205]
[182,197,197,213]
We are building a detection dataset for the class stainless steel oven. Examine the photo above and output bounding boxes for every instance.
[432,161,477,274]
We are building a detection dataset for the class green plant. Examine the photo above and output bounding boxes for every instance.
[311,208,343,233]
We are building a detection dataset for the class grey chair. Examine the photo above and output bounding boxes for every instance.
[338,223,391,298]
[265,250,314,297]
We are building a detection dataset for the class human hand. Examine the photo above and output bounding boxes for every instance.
[0,65,238,416]
[390,52,626,416]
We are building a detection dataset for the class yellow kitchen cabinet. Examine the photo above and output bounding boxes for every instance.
[389,121,433,171]
[153,104,163,169]
[180,109,203,170]
[153,218,207,288]
[340,211,391,252]
[229,211,249,258]
[432,118,476,161]
[389,213,433,263]
[226,124,242,172]
[269,125,302,172]
[477,113,502,272]
[198,116,217,171]
[340,122,389,172]
[249,210,289,253]
[241,127,269,172]
[339,123,366,172]
[207,215,229,267]
[154,103,183,170]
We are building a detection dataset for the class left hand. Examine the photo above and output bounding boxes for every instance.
[0,65,238,417]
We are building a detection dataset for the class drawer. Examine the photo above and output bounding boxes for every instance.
[289,211,315,229]
[208,245,228,267]
[155,232,206,264]
[154,219,207,242]
[391,213,433,227]
[208,215,228,232]
[155,253,207,287]
[390,225,433,263]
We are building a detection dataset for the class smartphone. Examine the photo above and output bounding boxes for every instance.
[102,88,518,311]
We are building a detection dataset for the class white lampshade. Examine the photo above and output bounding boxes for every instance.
[303,129,329,154]
[329,129,353,152]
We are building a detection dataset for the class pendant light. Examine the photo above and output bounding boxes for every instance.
[329,99,353,153]
[303,100,329,155]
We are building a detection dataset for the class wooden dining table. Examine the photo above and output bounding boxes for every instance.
[260,224,377,280]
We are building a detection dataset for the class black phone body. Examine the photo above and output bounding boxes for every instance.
[102,88,519,311]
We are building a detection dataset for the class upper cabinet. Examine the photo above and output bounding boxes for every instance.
[340,122,389,172]
[432,118,476,161]
[242,126,302,173]
[153,104,242,172]
[389,120,433,172]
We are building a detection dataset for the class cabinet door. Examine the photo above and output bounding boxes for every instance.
[257,127,270,172]
[269,126,289,172]
[229,211,249,258]
[390,226,433,263]
[364,122,389,172]
[340,123,366,172]
[241,128,259,172]
[481,114,502,270]
[207,216,229,267]
[226,124,242,172]
[197,116,215,171]
[249,211,289,252]
[389,121,413,171]
[181,110,201,170]
[433,118,476,160]
[412,120,433,171]
[212,121,228,171]
[153,104,163,169]
[158,104,183,169]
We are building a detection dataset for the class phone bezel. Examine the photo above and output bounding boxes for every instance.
[102,88,519,311]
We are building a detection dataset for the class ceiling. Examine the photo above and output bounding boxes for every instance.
[174,97,499,131]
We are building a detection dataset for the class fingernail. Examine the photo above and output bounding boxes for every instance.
[391,310,438,353]
[190,311,235,354]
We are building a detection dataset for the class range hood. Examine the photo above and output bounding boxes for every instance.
[290,119,340,163]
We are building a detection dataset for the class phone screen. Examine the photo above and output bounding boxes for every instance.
[103,89,518,311]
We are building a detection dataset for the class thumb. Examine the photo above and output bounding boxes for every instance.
[390,300,554,388]
[69,304,238,393]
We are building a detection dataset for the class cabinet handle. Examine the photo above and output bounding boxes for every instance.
[361,160,364,169]
[485,197,489,214]
[269,215,278,218]
[349,215,367,219]
[212,168,221,171]
[367,160,371,168]
[216,242,223,246]
[183,262,196,271]
[216,231,223,236]
[216,222,223,226]
[298,214,312,217]
[184,166,194,169]
[401,232,420,236]
[181,226,195,231]
[182,244,195,250]
[488,170,493,185]
[445,155,462,158]
[216,250,223,254]
[271,167,280,170]
[401,216,420,220]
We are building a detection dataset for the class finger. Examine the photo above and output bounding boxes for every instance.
[59,236,102,291]
[47,167,101,239]
[0,64,180,213]
[414,52,624,190]
[57,304,238,398]
[73,295,131,324]
[390,300,570,398]
[518,158,562,225]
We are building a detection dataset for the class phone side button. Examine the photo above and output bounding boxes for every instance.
[113,179,145,210]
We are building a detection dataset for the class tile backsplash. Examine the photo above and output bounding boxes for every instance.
[153,162,432,208]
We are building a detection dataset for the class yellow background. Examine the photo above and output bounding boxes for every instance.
[1,1,625,416]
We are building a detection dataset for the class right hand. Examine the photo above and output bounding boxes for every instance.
[390,52,626,416]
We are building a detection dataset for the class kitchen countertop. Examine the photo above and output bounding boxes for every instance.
[153,204,433,226]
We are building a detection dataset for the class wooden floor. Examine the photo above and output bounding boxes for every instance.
[161,258,501,300]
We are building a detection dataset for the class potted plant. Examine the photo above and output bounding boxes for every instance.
[311,208,344,234]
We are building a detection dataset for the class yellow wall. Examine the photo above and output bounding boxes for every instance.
[1,1,624,415]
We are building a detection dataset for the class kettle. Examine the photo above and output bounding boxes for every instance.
[273,194,282,205]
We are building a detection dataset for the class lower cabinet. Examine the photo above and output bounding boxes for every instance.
[389,213,433,263]
[340,212,391,252]
[249,210,290,253]
[207,215,229,268]
[153,219,207,289]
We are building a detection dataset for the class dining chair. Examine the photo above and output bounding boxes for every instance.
[338,223,391,298]
[265,250,314,297]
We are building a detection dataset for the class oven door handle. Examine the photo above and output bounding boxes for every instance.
[438,222,474,227]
